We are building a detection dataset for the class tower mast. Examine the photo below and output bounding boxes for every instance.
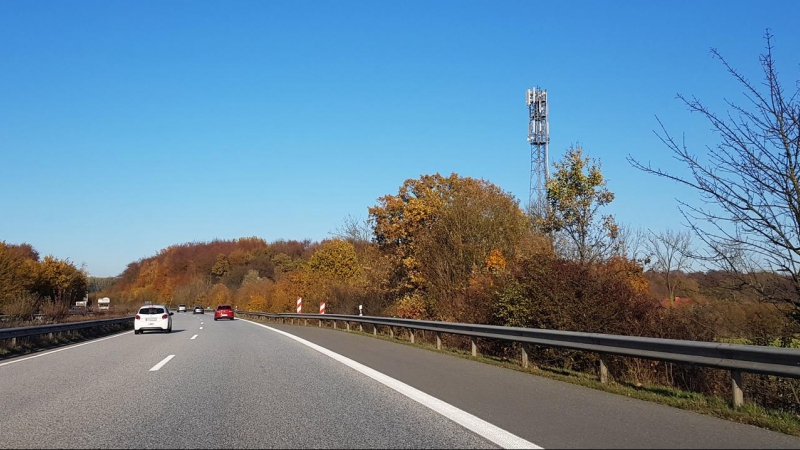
[526,87,550,215]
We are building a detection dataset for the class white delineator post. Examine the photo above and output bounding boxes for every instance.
[296,297,302,313]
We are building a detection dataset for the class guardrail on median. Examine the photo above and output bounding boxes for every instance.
[237,311,800,408]
[0,317,134,346]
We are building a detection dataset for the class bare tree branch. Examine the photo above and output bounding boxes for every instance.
[627,30,800,322]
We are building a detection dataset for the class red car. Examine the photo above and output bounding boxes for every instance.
[214,304,234,321]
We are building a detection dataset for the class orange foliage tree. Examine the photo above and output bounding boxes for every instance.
[369,173,529,320]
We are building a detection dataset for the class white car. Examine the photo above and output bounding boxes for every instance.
[177,304,187,313]
[134,305,173,334]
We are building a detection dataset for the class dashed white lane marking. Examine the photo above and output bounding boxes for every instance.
[191,334,198,340]
[244,319,541,449]
[150,355,175,371]
[0,331,129,368]
[199,327,203,330]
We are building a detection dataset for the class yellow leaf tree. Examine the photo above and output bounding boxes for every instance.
[540,145,618,264]
[369,173,529,319]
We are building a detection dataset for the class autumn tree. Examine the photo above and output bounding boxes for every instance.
[241,269,261,286]
[303,239,366,313]
[369,173,529,319]
[0,242,38,306]
[208,283,232,306]
[628,31,800,324]
[539,145,618,264]
[33,255,88,306]
[172,275,212,307]
[307,239,360,282]
[0,242,41,316]
[211,254,230,278]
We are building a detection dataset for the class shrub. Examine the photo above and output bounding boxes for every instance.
[2,292,40,320]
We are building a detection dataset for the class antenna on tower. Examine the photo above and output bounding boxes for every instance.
[526,86,550,216]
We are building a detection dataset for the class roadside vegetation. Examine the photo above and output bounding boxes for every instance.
[1,31,798,434]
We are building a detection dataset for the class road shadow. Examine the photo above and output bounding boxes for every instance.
[139,329,186,334]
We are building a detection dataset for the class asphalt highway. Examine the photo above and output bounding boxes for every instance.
[1,312,798,449]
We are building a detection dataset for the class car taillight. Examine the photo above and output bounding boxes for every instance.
[135,315,141,320]
[162,314,168,319]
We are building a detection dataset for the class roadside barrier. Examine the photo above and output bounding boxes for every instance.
[237,310,800,409]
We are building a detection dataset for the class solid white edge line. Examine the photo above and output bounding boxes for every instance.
[0,331,130,368]
[191,334,198,340]
[149,355,175,371]
[244,319,541,450]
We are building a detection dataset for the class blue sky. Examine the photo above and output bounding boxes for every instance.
[1,1,798,277]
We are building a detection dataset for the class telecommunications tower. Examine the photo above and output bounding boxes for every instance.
[526,86,550,214]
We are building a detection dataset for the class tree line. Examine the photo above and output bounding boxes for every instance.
[0,242,87,319]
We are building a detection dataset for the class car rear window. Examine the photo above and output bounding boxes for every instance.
[138,307,165,314]
[217,305,232,310]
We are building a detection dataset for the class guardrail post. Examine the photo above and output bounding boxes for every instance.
[599,355,609,384]
[304,319,308,326]
[409,329,415,344]
[389,327,394,338]
[373,325,377,336]
[521,344,529,368]
[333,321,337,330]
[290,318,294,325]
[731,370,744,408]
[48,332,54,340]
[319,319,322,327]
[10,337,16,346]
[471,338,477,357]
[346,321,350,332]
[436,332,441,350]
[359,323,363,332]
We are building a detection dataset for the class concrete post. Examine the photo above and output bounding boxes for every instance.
[599,355,609,384]
[521,345,529,369]
[333,321,337,330]
[471,338,477,357]
[409,330,415,344]
[436,332,441,350]
[373,325,377,336]
[731,370,744,408]
[346,322,350,332]
[304,319,307,326]
[359,323,363,332]
[389,327,394,338]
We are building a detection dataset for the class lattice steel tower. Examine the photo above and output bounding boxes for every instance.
[526,86,550,214]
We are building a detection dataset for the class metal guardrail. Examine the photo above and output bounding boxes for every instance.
[238,311,800,408]
[0,317,134,341]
